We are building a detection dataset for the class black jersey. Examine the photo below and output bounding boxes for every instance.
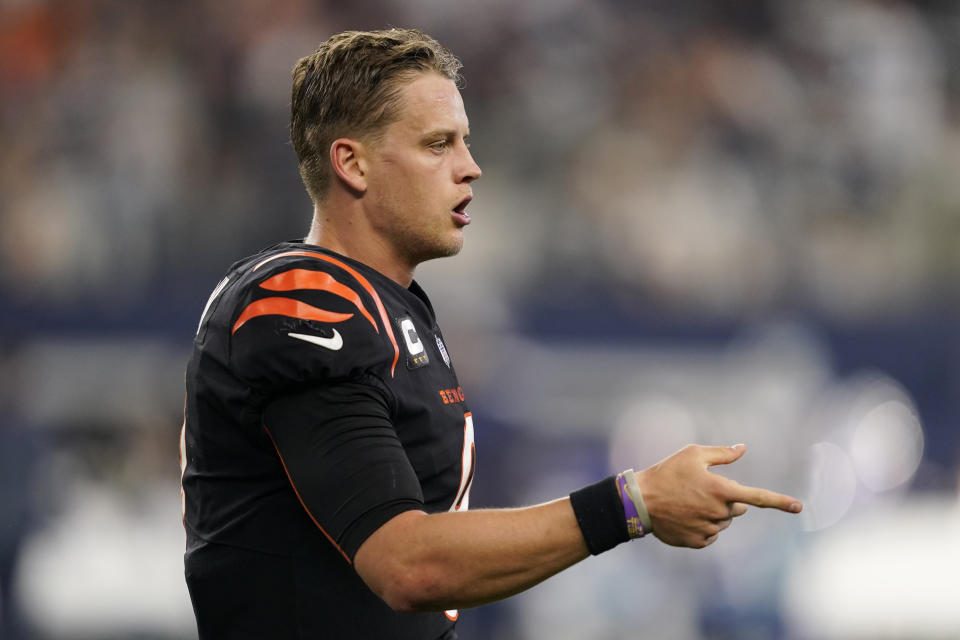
[180,242,475,639]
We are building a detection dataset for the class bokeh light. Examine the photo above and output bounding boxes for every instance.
[801,441,858,532]
[850,399,924,492]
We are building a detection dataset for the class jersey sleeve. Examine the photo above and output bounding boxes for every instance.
[262,380,425,562]
[228,256,399,394]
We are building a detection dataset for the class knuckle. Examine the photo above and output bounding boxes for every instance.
[709,506,729,520]
[708,477,732,500]
[751,491,772,507]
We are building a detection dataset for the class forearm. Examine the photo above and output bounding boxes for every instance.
[354,444,803,613]
[355,497,590,612]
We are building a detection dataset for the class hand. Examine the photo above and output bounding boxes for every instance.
[634,444,802,549]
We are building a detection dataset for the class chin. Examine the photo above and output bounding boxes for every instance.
[445,234,464,255]
[443,232,465,256]
[415,235,463,264]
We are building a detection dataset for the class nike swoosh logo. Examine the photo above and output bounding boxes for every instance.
[288,330,343,351]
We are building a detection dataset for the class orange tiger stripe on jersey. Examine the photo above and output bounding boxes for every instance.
[252,250,400,377]
[232,297,353,334]
[259,269,378,332]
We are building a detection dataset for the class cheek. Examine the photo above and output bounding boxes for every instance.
[394,173,441,211]
[369,168,409,209]
[369,156,445,215]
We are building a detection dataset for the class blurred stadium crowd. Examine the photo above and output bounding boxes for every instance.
[2,0,959,638]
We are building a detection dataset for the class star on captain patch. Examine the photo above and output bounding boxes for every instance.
[435,335,451,368]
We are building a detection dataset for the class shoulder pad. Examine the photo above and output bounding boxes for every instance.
[228,251,400,391]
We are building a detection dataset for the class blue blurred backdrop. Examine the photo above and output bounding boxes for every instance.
[2,1,959,638]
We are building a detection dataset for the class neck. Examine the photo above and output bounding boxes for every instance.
[304,202,415,288]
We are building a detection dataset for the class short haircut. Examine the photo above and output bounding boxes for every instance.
[290,28,463,203]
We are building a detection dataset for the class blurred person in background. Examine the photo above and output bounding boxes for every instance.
[179,27,802,639]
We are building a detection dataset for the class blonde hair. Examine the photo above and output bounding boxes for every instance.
[290,28,462,202]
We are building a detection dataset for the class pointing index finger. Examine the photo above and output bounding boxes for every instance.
[728,482,803,513]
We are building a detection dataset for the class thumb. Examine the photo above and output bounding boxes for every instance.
[702,443,747,467]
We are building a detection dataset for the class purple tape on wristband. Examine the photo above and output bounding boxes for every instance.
[617,473,645,539]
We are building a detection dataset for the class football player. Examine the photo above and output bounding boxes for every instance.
[180,28,802,639]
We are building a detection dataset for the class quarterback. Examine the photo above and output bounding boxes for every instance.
[180,28,802,639]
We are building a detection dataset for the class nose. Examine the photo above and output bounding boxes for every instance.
[459,145,482,184]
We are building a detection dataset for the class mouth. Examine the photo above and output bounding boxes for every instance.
[453,195,472,214]
[451,195,472,226]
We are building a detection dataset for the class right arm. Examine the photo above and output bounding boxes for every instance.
[353,443,801,612]
[263,379,800,614]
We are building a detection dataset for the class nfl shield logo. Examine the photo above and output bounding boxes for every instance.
[435,335,451,368]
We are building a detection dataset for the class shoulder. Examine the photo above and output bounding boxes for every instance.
[225,247,402,391]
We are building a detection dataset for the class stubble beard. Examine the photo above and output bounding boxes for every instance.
[403,229,463,267]
[370,199,464,268]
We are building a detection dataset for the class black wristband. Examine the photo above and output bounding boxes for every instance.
[569,475,630,555]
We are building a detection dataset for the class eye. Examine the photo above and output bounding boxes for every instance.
[429,140,448,153]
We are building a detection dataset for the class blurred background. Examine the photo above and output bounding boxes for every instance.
[2,0,959,638]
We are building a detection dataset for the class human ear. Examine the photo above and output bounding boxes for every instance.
[329,138,367,193]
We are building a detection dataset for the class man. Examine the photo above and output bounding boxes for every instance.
[180,28,802,639]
